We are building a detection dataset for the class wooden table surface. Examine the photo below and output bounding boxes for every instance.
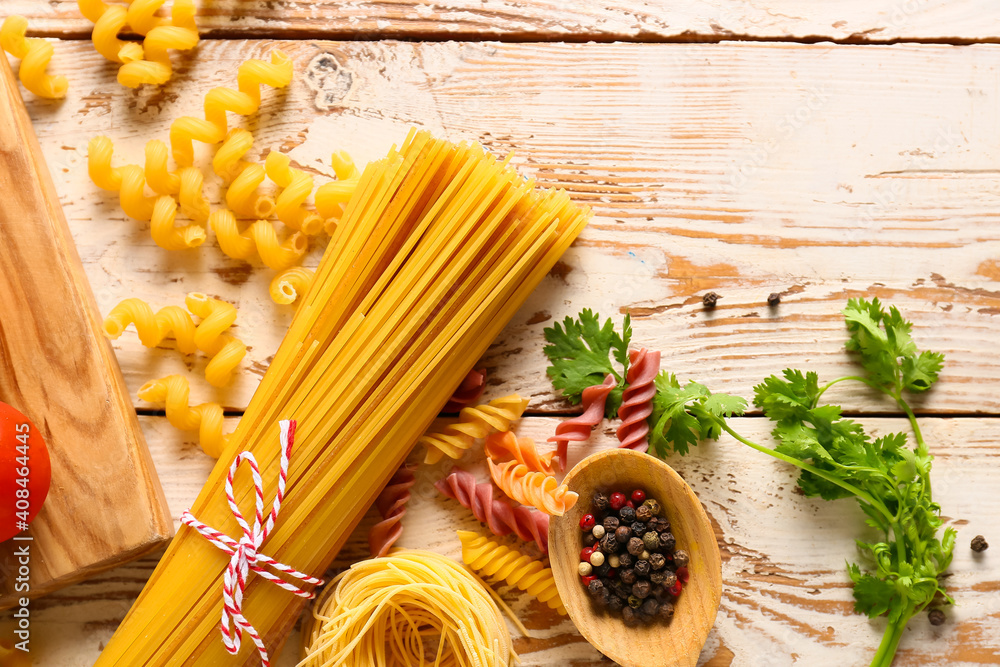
[4,2,1000,665]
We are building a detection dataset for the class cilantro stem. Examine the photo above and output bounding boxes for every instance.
[716,421,895,525]
[894,395,926,454]
[814,375,882,405]
[871,614,909,667]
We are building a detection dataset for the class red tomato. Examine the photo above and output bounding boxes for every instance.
[0,402,51,543]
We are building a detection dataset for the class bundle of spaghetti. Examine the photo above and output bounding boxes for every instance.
[265,152,325,236]
[457,530,565,614]
[435,468,549,553]
[616,347,660,452]
[548,372,616,471]
[185,292,247,387]
[170,50,293,167]
[442,367,487,412]
[270,267,315,306]
[366,463,416,558]
[96,129,589,665]
[103,297,198,353]
[488,459,578,516]
[1,15,68,99]
[299,550,519,667]
[315,151,361,234]
[117,0,199,88]
[210,209,308,270]
[138,375,228,458]
[485,431,557,475]
[419,394,529,465]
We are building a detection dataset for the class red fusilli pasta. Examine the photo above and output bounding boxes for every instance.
[443,368,487,412]
[484,431,557,475]
[435,468,549,553]
[367,463,417,558]
[616,347,660,452]
[547,372,616,471]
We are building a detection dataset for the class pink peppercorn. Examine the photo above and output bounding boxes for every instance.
[581,546,595,562]
[676,566,689,584]
[579,514,596,531]
[669,579,683,597]
[609,492,627,511]
[631,489,646,504]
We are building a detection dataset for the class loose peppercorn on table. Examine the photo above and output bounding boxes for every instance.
[5,1,1000,665]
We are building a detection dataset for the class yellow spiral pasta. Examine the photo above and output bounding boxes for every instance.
[485,431,557,475]
[124,0,167,36]
[457,531,566,615]
[138,375,228,458]
[184,292,246,387]
[209,208,308,270]
[269,267,314,305]
[170,50,293,166]
[212,127,254,183]
[487,459,578,516]
[150,195,207,250]
[142,139,210,222]
[314,151,361,222]
[117,0,199,89]
[419,394,529,465]
[1,16,68,99]
[77,0,133,64]
[264,151,324,235]
[88,136,158,221]
[103,298,198,354]
[225,162,276,219]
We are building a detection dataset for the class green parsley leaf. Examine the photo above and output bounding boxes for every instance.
[543,310,630,418]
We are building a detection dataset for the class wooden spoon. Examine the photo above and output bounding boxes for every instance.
[549,448,722,667]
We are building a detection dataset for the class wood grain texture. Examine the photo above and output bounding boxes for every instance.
[0,55,171,608]
[4,0,1000,42]
[16,39,1000,415]
[13,415,999,666]
[550,448,723,667]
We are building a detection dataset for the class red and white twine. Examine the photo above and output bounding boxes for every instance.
[180,419,324,666]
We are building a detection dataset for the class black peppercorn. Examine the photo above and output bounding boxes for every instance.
[618,552,633,569]
[640,598,660,617]
[658,601,675,621]
[650,570,667,585]
[928,609,946,626]
[971,535,989,552]
[611,580,630,599]
[627,595,642,609]
[634,559,651,577]
[619,505,636,523]
[594,562,611,578]
[599,534,619,554]
[649,553,666,571]
[615,525,632,543]
[632,580,652,599]
[620,568,637,585]
[598,588,611,607]
[630,521,647,538]
[643,531,660,552]
[582,532,597,547]
[627,537,644,556]
[673,549,689,567]
[650,517,670,533]
[622,606,639,626]
[703,292,721,308]
[767,292,781,307]
[635,504,652,522]
[659,532,676,552]
[662,572,677,591]
[588,579,605,598]
[602,516,620,532]
[608,595,624,612]
[592,492,610,512]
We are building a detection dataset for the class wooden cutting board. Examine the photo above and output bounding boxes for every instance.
[0,55,172,607]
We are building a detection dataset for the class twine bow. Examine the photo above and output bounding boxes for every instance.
[180,419,324,666]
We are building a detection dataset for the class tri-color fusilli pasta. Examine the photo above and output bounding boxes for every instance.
[137,375,228,458]
[617,347,660,453]
[457,530,566,614]
[484,431,557,475]
[210,209,308,270]
[1,15,68,99]
[487,459,578,516]
[367,463,417,558]
[419,394,529,465]
[442,367,487,412]
[548,372,616,471]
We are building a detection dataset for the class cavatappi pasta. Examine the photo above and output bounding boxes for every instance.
[314,151,361,234]
[299,550,520,667]
[265,151,325,236]
[185,292,247,388]
[1,15,68,99]
[210,208,308,270]
[77,0,134,64]
[138,375,229,458]
[457,530,566,615]
[117,0,199,88]
[150,195,207,250]
[96,129,590,665]
[270,267,315,306]
[103,297,198,354]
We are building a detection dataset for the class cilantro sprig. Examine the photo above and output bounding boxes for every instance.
[543,310,631,417]
[625,298,953,667]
